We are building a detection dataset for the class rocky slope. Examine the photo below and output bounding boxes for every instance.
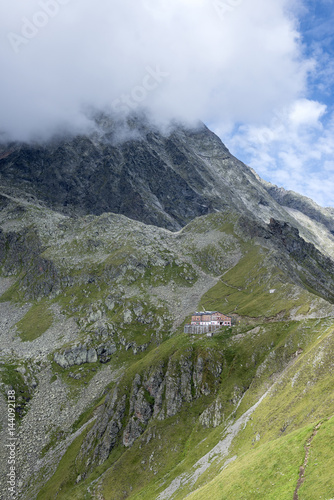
[0,117,334,500]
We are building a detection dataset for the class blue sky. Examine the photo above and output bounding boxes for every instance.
[216,0,334,207]
[0,0,333,207]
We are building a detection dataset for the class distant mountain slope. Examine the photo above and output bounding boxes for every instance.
[1,114,333,255]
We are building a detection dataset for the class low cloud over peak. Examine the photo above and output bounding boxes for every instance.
[0,0,311,141]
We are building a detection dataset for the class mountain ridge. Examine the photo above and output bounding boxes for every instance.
[1,115,333,259]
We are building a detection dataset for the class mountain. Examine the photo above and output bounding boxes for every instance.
[0,115,334,500]
[1,114,333,256]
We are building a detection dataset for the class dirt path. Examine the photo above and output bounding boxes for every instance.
[293,422,322,500]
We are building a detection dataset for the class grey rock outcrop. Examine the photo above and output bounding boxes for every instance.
[199,398,224,428]
[123,375,153,447]
[0,225,60,299]
[237,215,334,303]
[96,344,117,363]
[54,343,116,368]
[78,349,225,472]
[80,387,127,468]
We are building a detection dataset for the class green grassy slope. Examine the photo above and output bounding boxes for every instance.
[188,416,334,500]
[188,424,312,500]
[37,311,334,499]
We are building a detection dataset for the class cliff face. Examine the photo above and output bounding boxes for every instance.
[78,348,224,476]
[238,216,334,303]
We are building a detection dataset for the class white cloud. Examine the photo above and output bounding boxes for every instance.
[223,99,334,207]
[288,99,326,128]
[0,0,312,140]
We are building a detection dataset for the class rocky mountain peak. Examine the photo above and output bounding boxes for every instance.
[0,115,284,230]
